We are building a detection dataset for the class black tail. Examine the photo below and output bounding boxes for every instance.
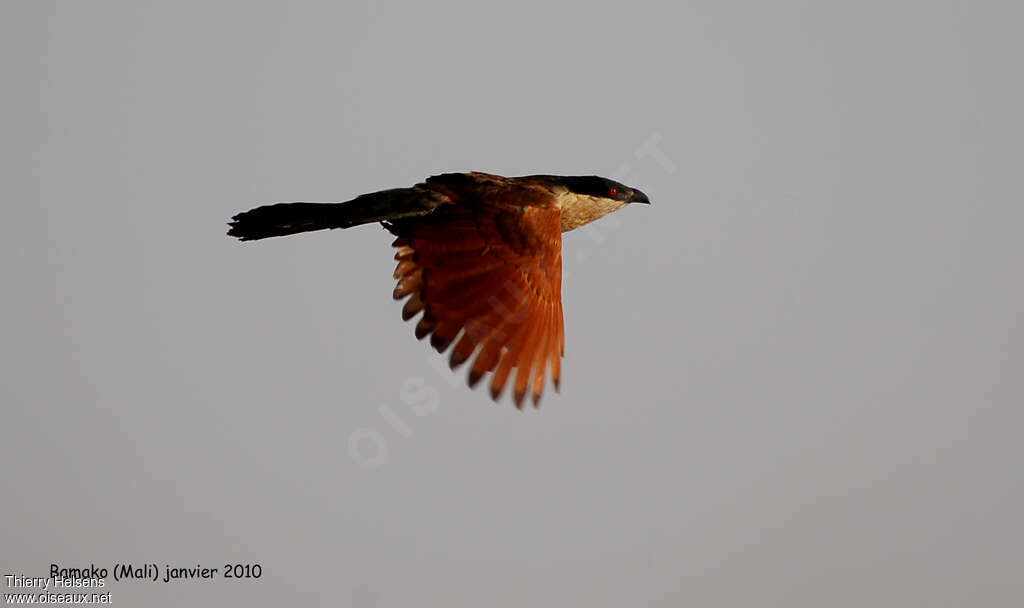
[227,187,446,241]
[228,202,352,241]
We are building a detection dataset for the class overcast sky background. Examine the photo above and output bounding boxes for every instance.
[4,2,1023,606]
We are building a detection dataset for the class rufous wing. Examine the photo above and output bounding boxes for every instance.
[389,201,564,408]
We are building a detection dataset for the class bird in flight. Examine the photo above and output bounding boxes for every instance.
[228,172,649,408]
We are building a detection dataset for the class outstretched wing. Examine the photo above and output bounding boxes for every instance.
[387,183,564,408]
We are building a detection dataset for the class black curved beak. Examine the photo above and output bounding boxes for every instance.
[630,189,651,204]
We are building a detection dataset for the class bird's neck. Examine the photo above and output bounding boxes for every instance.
[557,193,629,232]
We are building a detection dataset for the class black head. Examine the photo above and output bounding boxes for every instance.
[560,175,650,204]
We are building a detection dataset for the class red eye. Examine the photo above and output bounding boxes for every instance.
[609,187,617,196]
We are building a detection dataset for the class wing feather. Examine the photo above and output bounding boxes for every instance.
[529,303,552,406]
[514,303,548,407]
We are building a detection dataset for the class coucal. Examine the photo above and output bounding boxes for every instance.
[228,172,649,408]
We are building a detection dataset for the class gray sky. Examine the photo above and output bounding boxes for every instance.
[4,1,1023,606]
